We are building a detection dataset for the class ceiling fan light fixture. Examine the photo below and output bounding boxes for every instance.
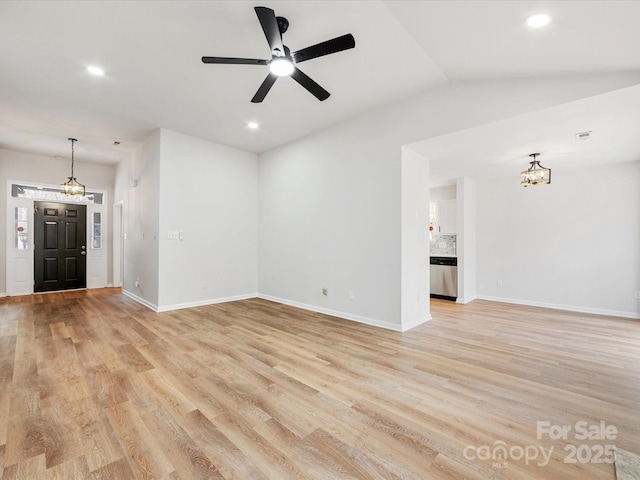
[269,58,294,76]
[521,153,551,187]
[201,6,355,102]
[61,138,86,196]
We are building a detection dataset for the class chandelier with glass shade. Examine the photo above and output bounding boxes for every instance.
[61,138,85,196]
[521,153,551,187]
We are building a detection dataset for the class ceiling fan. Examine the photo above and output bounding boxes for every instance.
[202,6,355,103]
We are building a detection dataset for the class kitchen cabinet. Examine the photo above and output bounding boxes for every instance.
[433,199,457,234]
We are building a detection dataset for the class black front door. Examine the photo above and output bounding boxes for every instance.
[34,202,87,292]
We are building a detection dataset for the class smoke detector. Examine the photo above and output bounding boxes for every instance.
[575,131,592,141]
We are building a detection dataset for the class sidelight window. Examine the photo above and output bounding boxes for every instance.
[15,207,29,250]
[92,212,102,249]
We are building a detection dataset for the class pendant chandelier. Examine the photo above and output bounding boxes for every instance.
[61,138,85,196]
[521,153,551,187]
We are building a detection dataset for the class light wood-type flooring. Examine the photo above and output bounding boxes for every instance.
[1,288,639,479]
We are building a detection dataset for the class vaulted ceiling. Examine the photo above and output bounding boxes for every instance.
[1,1,640,172]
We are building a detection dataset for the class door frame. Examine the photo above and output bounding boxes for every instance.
[5,179,108,296]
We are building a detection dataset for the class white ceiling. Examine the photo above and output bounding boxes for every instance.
[409,84,640,186]
[1,1,640,171]
[385,1,640,79]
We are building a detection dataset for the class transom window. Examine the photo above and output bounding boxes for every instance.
[11,183,103,204]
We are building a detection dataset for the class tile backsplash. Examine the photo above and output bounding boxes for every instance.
[430,234,456,256]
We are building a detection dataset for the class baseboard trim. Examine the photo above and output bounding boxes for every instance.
[156,293,258,313]
[257,294,403,332]
[401,314,431,332]
[122,290,259,313]
[476,295,640,320]
[0,292,6,298]
[120,289,427,331]
[122,290,159,312]
[456,295,478,305]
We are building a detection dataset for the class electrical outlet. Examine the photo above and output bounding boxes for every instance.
[322,288,328,296]
[168,231,179,240]
[497,280,503,287]
[635,291,640,299]
[348,290,355,301]
[202,281,207,289]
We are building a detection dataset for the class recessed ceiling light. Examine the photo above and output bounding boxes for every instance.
[525,13,551,28]
[247,122,259,129]
[86,65,105,76]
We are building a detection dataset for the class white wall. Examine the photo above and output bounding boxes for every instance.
[476,160,640,318]
[0,148,115,294]
[430,185,456,202]
[258,73,640,329]
[401,147,431,330]
[157,129,258,309]
[258,116,403,329]
[112,155,132,288]
[456,177,477,303]
[121,130,161,307]
[115,128,259,311]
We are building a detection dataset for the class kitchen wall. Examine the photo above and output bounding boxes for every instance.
[430,234,456,256]
[476,160,640,318]
[430,185,456,202]
[429,185,457,255]
[0,148,116,294]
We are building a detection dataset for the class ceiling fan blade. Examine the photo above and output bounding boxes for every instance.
[290,67,330,101]
[202,56,268,65]
[254,6,285,56]
[292,34,355,64]
[251,73,278,103]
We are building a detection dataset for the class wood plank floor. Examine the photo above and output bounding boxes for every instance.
[1,288,639,479]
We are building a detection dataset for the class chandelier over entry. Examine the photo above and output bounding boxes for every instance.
[61,138,85,196]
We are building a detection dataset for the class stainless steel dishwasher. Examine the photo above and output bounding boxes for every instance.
[430,256,457,300]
